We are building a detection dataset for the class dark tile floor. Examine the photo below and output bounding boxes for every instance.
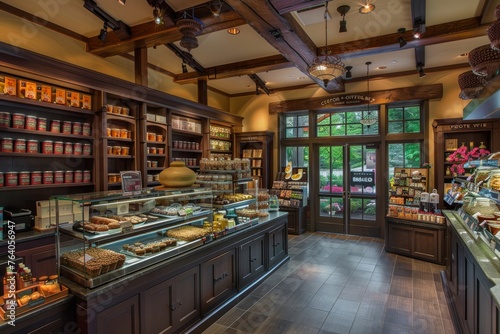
[203,232,456,334]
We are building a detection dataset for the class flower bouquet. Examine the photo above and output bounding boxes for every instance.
[447,144,490,175]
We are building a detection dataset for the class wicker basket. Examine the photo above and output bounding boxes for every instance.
[458,70,486,99]
[468,44,500,79]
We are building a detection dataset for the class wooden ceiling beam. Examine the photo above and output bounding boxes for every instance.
[87,10,245,57]
[225,0,344,93]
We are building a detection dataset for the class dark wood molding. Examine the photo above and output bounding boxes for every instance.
[268,84,443,113]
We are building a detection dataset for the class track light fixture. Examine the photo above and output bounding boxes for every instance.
[345,66,353,79]
[153,8,162,25]
[182,62,188,73]
[98,23,108,41]
[417,62,426,78]
[413,20,425,39]
[209,0,223,17]
[337,5,350,33]
[397,28,407,48]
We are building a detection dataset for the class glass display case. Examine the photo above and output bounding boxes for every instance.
[53,187,214,288]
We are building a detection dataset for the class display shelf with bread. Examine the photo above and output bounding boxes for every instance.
[53,187,215,288]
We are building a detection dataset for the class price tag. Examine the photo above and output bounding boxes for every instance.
[121,221,133,233]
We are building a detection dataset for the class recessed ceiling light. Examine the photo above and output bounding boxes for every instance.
[391,60,397,64]
[378,66,387,70]
[227,27,240,35]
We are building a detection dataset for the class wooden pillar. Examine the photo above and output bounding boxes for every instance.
[134,48,148,86]
[198,79,208,105]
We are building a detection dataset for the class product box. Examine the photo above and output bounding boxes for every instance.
[172,117,180,129]
[36,200,73,218]
[18,80,37,99]
[54,88,65,105]
[82,94,92,110]
[40,85,52,102]
[146,113,156,122]
[155,115,167,124]
[36,214,74,229]
[1,76,17,95]
[69,91,80,108]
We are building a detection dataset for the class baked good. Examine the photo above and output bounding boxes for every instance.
[135,248,145,256]
[19,295,30,306]
[166,225,208,241]
[90,216,119,225]
[95,225,109,232]
[108,222,121,229]
[30,291,41,300]
[83,223,97,231]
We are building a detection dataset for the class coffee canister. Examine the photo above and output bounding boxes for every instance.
[0,112,10,128]
[31,171,42,185]
[37,117,47,131]
[63,142,73,155]
[72,122,82,135]
[62,121,72,134]
[18,171,30,186]
[64,170,74,183]
[82,123,91,136]
[74,170,83,183]
[1,138,13,152]
[83,170,91,183]
[42,140,53,154]
[54,170,64,184]
[5,172,18,186]
[74,142,83,155]
[53,141,63,154]
[14,138,26,153]
[25,115,37,130]
[42,171,54,184]
[27,139,38,153]
[50,120,61,133]
[12,113,25,129]
[82,143,91,155]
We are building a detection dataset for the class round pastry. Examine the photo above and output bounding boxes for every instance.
[108,222,121,229]
[134,242,142,246]
[95,225,109,232]
[30,291,41,300]
[122,244,129,250]
[144,246,153,253]
[152,245,160,253]
[49,275,58,281]
[38,275,48,282]
[19,295,30,306]
[83,223,96,231]
[135,248,145,256]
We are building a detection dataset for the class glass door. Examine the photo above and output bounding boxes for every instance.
[315,144,380,237]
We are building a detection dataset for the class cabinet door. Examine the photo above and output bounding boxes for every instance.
[238,236,265,288]
[412,227,438,262]
[141,266,200,334]
[96,295,140,334]
[268,224,287,268]
[464,252,475,334]
[477,271,493,334]
[201,250,236,315]
[16,244,57,277]
[386,223,412,255]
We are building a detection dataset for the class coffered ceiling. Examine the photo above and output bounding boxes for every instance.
[0,0,498,96]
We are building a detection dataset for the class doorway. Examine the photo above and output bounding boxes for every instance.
[314,143,381,237]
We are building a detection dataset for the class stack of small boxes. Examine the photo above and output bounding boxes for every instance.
[35,200,89,230]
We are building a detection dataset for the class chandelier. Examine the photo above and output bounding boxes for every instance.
[176,11,205,52]
[360,61,377,127]
[308,1,345,87]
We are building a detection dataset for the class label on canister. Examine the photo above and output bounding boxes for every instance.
[42,140,53,154]
[27,139,38,153]
[1,138,13,152]
[74,142,83,155]
[83,170,91,183]
[12,113,25,129]
[0,112,10,128]
[54,171,64,184]
[37,117,47,131]
[74,170,83,183]
[14,138,26,153]
[64,170,74,183]
[5,172,18,186]
[72,122,82,135]
[25,115,37,130]
[53,141,63,154]
[82,143,90,155]
[62,121,72,134]
[31,171,42,185]
[63,142,73,155]
[50,120,60,133]
[82,123,91,136]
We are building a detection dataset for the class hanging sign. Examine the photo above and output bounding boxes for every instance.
[320,94,374,107]
[350,171,375,187]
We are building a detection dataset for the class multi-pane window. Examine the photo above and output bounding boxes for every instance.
[284,146,309,168]
[387,105,421,134]
[317,109,378,136]
[387,142,422,180]
[284,113,309,138]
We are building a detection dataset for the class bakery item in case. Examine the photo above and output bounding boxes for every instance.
[166,225,208,241]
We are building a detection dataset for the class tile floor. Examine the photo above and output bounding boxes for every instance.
[202,232,456,334]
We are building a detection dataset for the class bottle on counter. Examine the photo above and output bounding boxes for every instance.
[3,268,16,295]
[20,267,33,288]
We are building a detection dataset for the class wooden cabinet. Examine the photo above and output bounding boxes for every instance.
[201,250,236,315]
[170,114,204,170]
[238,235,265,289]
[141,266,200,334]
[96,295,140,334]
[208,122,233,161]
[385,218,445,264]
[267,223,287,268]
[235,131,274,189]
[433,118,500,208]
[279,206,307,235]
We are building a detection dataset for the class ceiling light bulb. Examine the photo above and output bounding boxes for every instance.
[153,9,162,25]
[117,0,126,4]
[227,27,240,35]
[359,4,375,14]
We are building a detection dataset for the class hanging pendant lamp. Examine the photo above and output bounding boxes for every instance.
[307,1,345,87]
[360,61,377,127]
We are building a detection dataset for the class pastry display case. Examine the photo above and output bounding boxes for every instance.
[53,187,214,288]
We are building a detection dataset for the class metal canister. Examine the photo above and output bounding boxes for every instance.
[42,171,54,184]
[42,140,53,154]
[82,123,91,136]
[27,139,38,153]
[14,138,26,153]
[53,141,63,154]
[54,170,64,184]
[5,172,18,186]
[0,112,10,128]
[50,119,61,133]
[82,143,91,155]
[12,113,25,129]
[64,170,74,183]
[25,115,37,130]
[72,122,82,135]
[74,142,83,155]
[37,117,47,131]
[74,170,83,183]
[30,171,42,185]
[64,142,73,155]
[83,170,91,183]
[1,138,13,152]
[18,171,30,186]
[62,121,72,134]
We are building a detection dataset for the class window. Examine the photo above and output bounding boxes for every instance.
[284,146,309,168]
[317,109,378,137]
[387,142,422,180]
[284,113,309,138]
[387,105,421,134]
